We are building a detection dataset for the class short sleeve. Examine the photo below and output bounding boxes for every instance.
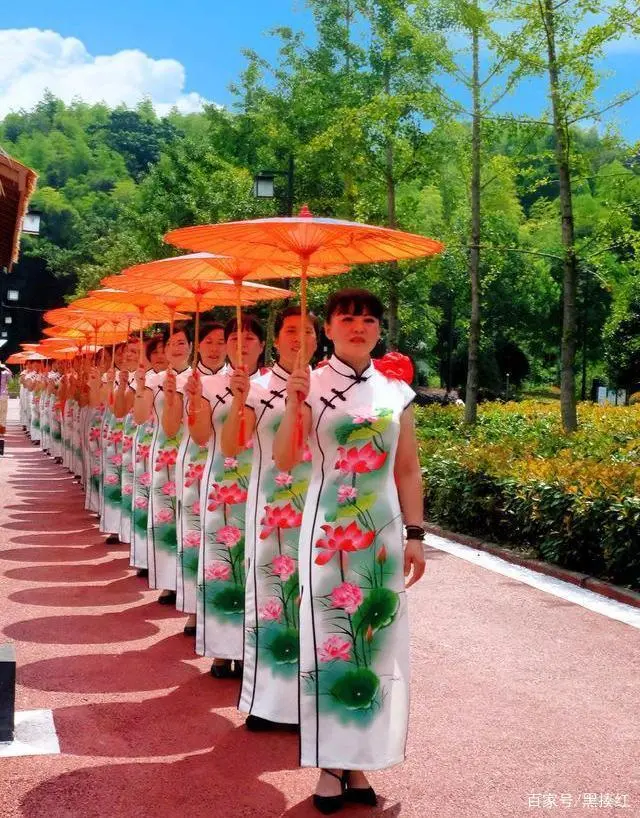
[398,380,416,411]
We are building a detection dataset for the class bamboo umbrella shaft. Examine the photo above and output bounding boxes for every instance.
[234,280,246,446]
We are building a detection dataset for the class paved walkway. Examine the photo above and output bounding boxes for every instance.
[1,401,638,817]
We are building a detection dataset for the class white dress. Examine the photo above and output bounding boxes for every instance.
[195,368,270,659]
[238,363,312,724]
[146,369,186,590]
[298,355,414,770]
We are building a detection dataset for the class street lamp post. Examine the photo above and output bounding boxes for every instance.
[253,156,295,217]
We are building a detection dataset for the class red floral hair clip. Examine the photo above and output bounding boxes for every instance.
[373,352,414,384]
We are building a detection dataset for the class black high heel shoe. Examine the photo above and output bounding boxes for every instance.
[342,771,378,807]
[313,769,345,814]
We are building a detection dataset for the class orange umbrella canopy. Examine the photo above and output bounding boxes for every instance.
[164,208,444,266]
[42,326,130,345]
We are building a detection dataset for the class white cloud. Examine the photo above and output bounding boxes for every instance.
[0,28,211,119]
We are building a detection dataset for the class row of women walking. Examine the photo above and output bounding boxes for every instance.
[18,288,427,813]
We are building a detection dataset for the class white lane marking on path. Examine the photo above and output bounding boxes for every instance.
[426,533,640,630]
[0,710,61,758]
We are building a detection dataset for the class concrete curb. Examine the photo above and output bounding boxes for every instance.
[424,523,640,610]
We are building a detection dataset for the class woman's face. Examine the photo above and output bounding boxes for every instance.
[165,331,191,369]
[99,350,112,373]
[114,346,125,369]
[148,343,167,371]
[124,341,140,370]
[325,309,381,361]
[274,315,318,369]
[199,329,226,371]
[227,327,265,371]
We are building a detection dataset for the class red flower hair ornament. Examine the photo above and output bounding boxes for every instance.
[373,352,413,384]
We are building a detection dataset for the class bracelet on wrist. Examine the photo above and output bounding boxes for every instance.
[405,525,426,541]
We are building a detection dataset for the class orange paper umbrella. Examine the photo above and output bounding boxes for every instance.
[100,271,290,360]
[165,208,443,361]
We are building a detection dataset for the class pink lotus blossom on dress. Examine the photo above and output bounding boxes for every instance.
[274,472,293,487]
[155,448,178,470]
[302,446,313,462]
[89,427,101,441]
[91,465,101,476]
[110,454,123,466]
[127,463,134,473]
[329,582,363,614]
[122,435,133,453]
[205,561,231,581]
[139,472,152,487]
[272,554,296,581]
[123,484,134,496]
[318,635,351,663]
[259,598,283,622]
[105,474,119,485]
[183,530,201,548]
[145,424,155,436]
[110,430,124,444]
[184,462,205,487]
[136,444,150,463]
[349,408,378,424]
[224,457,238,470]
[216,525,242,547]
[134,497,148,510]
[162,481,176,497]
[190,500,201,516]
[154,508,174,524]
[337,485,358,504]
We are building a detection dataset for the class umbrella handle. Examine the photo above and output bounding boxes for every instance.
[294,259,309,457]
[235,281,246,448]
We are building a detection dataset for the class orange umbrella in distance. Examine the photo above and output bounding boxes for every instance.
[110,254,303,373]
[99,273,291,368]
[165,207,443,361]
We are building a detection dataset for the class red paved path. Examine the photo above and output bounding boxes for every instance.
[1,406,638,817]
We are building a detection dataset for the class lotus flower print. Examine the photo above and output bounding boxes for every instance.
[318,635,351,663]
[205,561,231,581]
[274,472,293,487]
[337,485,358,503]
[136,444,150,462]
[216,525,242,547]
[184,462,204,487]
[155,448,178,470]
[336,442,387,475]
[315,522,375,566]
[154,508,174,524]
[224,457,238,470]
[161,481,176,497]
[329,582,363,614]
[123,483,133,496]
[105,474,119,485]
[260,503,303,538]
[190,500,201,516]
[259,598,283,622]
[134,497,148,509]
[183,530,201,548]
[271,554,296,581]
[139,472,152,487]
[207,483,247,511]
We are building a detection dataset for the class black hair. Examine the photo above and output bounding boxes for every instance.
[162,321,193,345]
[199,321,225,344]
[274,305,320,339]
[325,288,384,322]
[145,334,164,360]
[224,315,265,344]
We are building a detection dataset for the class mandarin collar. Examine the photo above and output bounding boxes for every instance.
[198,361,226,376]
[271,362,290,382]
[328,354,374,381]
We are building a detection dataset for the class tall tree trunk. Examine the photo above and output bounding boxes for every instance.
[384,63,400,351]
[542,0,578,432]
[465,19,481,425]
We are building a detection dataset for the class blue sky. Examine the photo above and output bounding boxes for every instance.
[2,0,639,141]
